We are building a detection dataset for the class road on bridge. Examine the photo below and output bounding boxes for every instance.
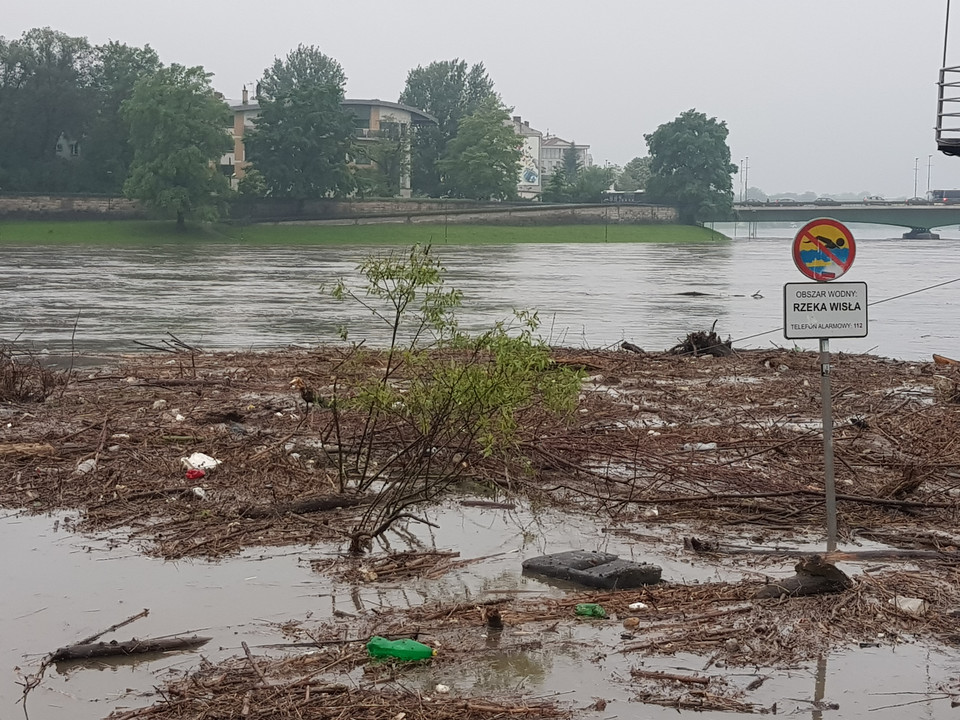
[724,202,960,233]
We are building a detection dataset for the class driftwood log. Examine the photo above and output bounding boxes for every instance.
[683,535,958,561]
[754,556,852,599]
[49,635,210,662]
[236,494,363,518]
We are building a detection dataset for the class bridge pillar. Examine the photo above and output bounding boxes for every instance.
[902,227,941,239]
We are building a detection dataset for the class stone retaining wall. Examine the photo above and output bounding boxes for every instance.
[0,195,678,225]
[0,195,143,219]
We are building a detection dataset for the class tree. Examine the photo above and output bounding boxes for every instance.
[399,59,497,196]
[437,98,521,201]
[644,109,737,224]
[0,28,93,191]
[617,156,651,191]
[329,245,582,552]
[82,41,161,193]
[569,165,617,203]
[541,167,569,203]
[562,144,582,181]
[121,64,232,230]
[355,116,410,198]
[244,45,356,200]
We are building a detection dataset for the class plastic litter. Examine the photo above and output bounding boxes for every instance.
[574,603,607,619]
[889,596,929,616]
[191,487,207,500]
[181,453,221,472]
[185,468,206,481]
[682,442,718,451]
[434,684,450,694]
[366,636,436,661]
[628,602,648,611]
[75,458,97,475]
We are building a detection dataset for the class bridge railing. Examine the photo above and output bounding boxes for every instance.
[937,65,960,156]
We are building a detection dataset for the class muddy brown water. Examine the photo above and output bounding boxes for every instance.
[4,504,960,720]
[3,225,960,718]
[1,224,959,361]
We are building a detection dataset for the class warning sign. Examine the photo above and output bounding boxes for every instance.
[792,218,856,281]
[784,282,868,339]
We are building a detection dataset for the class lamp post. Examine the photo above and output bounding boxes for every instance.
[927,154,933,194]
[914,157,919,198]
[739,159,744,202]
[744,156,749,201]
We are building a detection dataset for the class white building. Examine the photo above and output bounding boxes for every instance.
[539,135,593,186]
[510,115,542,201]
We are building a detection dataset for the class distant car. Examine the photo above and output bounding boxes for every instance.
[906,196,931,205]
[863,195,887,204]
[814,197,840,206]
[773,198,798,206]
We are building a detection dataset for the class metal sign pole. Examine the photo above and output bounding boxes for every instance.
[819,337,838,551]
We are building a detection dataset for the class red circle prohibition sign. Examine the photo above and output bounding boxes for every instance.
[792,218,856,282]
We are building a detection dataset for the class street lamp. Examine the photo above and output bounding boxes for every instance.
[914,157,919,198]
[744,156,749,201]
[927,154,933,194]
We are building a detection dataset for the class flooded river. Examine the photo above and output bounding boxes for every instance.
[3,223,960,718]
[6,504,960,720]
[1,223,959,360]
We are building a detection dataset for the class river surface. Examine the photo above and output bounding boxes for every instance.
[3,223,960,719]
[1,222,959,360]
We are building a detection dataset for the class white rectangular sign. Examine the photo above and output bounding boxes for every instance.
[783,282,868,339]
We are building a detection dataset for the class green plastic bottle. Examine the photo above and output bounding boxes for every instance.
[366,636,436,661]
[575,603,607,619]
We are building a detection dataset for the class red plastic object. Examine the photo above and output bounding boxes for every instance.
[185,468,206,480]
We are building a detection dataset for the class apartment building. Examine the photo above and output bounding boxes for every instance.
[539,135,593,186]
[221,87,436,198]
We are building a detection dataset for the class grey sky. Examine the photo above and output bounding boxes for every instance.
[6,1,957,198]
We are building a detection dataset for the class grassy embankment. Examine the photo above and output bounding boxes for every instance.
[0,220,726,245]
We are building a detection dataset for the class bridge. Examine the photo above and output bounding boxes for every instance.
[726,203,960,238]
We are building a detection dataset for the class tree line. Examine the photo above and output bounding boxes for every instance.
[0,27,736,227]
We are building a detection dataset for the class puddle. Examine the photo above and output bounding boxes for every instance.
[4,506,960,719]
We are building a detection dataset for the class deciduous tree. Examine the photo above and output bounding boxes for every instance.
[244,45,356,200]
[437,98,521,201]
[122,64,232,230]
[644,109,736,224]
[569,165,616,203]
[0,28,93,191]
[617,156,651,191]
[83,42,161,193]
[399,59,496,196]
[355,116,410,198]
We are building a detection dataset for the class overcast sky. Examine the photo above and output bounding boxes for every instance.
[6,1,959,198]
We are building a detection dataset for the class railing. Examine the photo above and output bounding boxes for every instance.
[354,126,407,140]
[936,65,960,155]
